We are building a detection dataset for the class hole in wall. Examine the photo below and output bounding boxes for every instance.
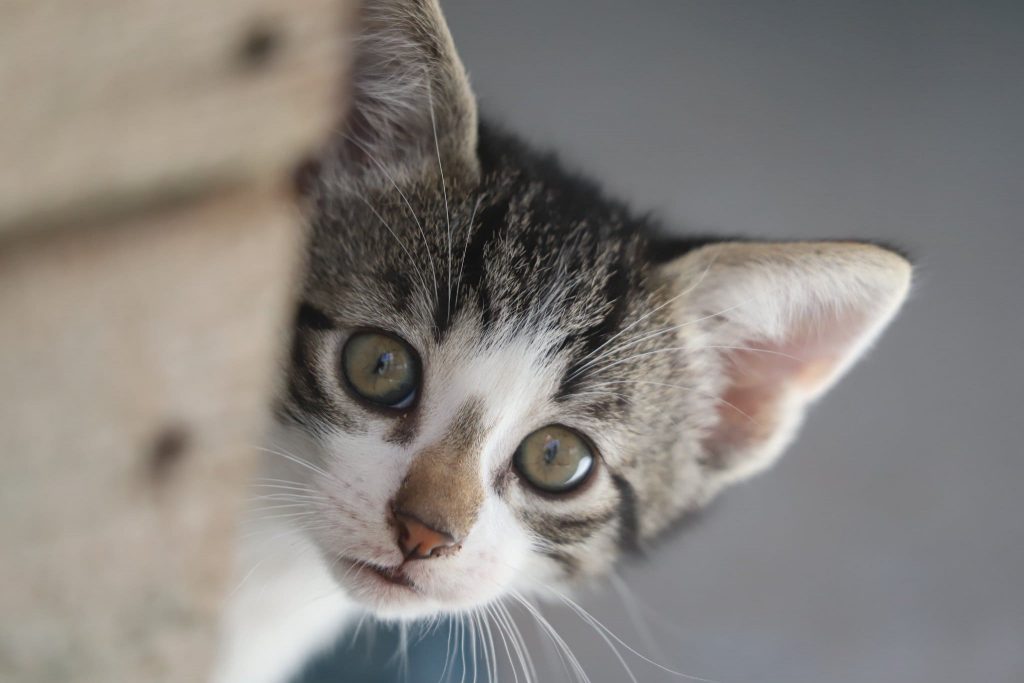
[147,424,191,483]
[237,20,283,71]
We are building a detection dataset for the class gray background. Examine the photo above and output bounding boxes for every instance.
[441,1,1024,682]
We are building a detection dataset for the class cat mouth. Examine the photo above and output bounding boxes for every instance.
[348,559,417,591]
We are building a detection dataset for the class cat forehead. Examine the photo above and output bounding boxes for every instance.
[412,329,566,439]
[307,187,645,344]
[306,126,651,333]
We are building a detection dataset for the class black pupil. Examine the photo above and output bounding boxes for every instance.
[374,351,393,375]
[543,439,559,465]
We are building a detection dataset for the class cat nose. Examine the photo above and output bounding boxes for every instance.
[394,511,462,560]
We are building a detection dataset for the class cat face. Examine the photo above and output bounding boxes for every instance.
[278,164,672,617]
[271,0,912,620]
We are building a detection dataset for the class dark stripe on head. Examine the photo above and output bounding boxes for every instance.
[524,507,617,546]
[383,267,415,314]
[288,333,330,409]
[273,399,309,428]
[385,411,420,446]
[556,255,632,401]
[644,502,713,554]
[456,199,510,332]
[445,397,486,451]
[287,328,357,433]
[540,547,580,576]
[610,473,642,556]
[295,302,336,331]
[432,293,451,340]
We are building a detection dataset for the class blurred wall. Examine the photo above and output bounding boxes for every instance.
[0,2,352,680]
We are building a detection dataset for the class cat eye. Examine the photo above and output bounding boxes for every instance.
[513,425,596,494]
[340,331,420,410]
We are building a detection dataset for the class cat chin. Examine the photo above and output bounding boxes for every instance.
[328,556,453,619]
[329,556,506,620]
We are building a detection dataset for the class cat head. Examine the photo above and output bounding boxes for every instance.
[272,0,912,620]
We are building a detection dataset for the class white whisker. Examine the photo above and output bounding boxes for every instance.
[584,379,758,424]
[335,130,440,300]
[253,445,334,481]
[555,590,717,682]
[425,75,454,326]
[511,591,590,683]
[454,195,483,314]
[356,194,432,302]
[568,253,722,378]
[569,302,745,381]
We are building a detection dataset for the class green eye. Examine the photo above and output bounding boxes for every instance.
[341,331,420,409]
[513,425,596,494]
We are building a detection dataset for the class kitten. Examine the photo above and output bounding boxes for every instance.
[214,1,912,681]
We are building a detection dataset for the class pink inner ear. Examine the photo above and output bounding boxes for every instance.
[702,307,871,468]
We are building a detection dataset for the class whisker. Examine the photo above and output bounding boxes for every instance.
[469,610,480,683]
[568,253,721,378]
[608,572,670,665]
[459,614,468,683]
[510,571,728,683]
[334,130,440,300]
[250,477,316,489]
[583,379,758,424]
[246,502,317,514]
[439,617,455,683]
[356,194,432,303]
[510,591,590,683]
[454,195,483,315]
[578,343,803,384]
[484,604,516,683]
[480,607,499,683]
[425,75,454,326]
[497,600,538,683]
[705,344,804,362]
[348,611,369,649]
[248,484,320,496]
[568,302,745,381]
[246,498,325,511]
[253,445,334,481]
[555,590,717,682]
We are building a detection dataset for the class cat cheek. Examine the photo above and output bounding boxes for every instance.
[423,536,529,602]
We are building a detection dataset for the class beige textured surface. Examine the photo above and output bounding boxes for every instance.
[0,187,302,682]
[0,0,353,679]
[0,0,349,236]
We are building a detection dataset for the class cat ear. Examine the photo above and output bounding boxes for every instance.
[331,0,479,185]
[658,242,912,486]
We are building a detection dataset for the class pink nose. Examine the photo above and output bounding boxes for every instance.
[394,511,461,560]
